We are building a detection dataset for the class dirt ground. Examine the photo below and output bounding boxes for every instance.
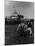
[5,24,34,45]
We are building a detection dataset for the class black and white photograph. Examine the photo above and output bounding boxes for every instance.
[5,0,34,45]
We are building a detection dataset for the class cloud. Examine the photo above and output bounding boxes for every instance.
[5,1,34,19]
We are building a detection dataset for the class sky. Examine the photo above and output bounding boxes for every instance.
[5,0,34,19]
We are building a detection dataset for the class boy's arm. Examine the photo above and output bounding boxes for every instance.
[16,24,21,32]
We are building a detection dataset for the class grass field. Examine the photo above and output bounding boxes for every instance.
[5,24,34,45]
